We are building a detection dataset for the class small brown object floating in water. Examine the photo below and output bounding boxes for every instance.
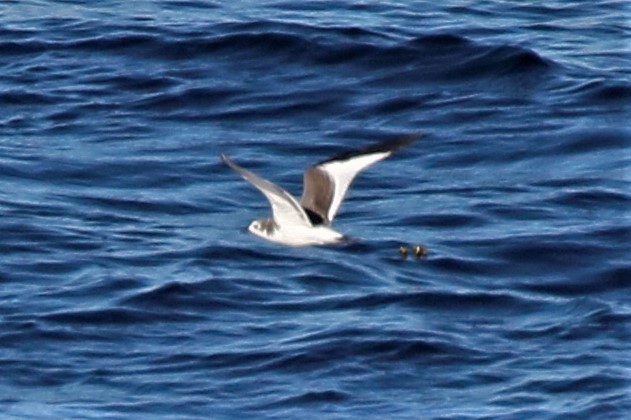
[399,245,409,258]
[413,244,428,258]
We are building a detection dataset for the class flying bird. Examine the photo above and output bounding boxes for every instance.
[221,135,419,247]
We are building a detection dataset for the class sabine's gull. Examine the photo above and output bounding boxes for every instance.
[221,135,419,247]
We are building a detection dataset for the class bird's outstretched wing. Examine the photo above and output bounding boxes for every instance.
[221,154,312,227]
[300,135,420,224]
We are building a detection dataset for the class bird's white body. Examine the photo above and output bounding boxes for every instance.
[248,219,345,247]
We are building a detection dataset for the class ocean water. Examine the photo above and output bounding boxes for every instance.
[1,0,630,418]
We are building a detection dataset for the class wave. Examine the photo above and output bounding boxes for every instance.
[1,8,629,419]
[0,20,555,78]
[43,307,202,325]
[581,80,631,104]
[521,266,631,297]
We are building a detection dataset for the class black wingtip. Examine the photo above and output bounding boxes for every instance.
[385,133,422,152]
[320,133,421,164]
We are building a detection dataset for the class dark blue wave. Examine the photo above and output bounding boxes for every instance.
[0,20,555,77]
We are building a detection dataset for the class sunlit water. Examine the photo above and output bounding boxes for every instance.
[1,1,629,418]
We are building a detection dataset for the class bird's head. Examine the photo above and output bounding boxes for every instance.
[247,218,273,238]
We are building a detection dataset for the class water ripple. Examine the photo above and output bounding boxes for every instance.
[1,1,629,418]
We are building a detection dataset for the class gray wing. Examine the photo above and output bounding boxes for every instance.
[221,154,312,227]
[300,135,420,224]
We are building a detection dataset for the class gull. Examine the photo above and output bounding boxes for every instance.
[221,135,419,247]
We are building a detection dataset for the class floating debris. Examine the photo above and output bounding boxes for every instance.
[398,244,428,259]
[413,244,428,258]
[399,245,409,258]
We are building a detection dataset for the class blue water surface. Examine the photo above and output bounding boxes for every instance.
[1,1,630,418]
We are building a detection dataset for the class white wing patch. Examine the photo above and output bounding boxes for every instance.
[318,150,391,222]
[221,154,312,227]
